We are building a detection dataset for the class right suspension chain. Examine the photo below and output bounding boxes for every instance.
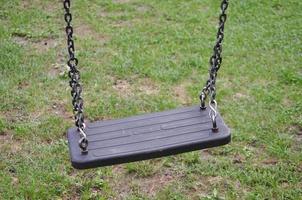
[200,0,229,132]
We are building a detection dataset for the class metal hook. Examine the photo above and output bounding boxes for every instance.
[78,123,88,154]
[209,100,219,132]
[200,91,207,110]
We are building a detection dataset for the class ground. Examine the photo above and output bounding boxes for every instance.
[0,0,301,199]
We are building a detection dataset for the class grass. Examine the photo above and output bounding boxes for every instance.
[0,0,301,199]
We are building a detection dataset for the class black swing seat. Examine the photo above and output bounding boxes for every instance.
[67,105,231,169]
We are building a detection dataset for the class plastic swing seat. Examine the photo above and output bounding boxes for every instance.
[63,0,231,169]
[67,105,230,169]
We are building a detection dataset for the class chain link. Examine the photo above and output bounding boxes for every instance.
[63,0,88,153]
[200,0,229,132]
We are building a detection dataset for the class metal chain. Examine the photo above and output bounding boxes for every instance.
[63,0,88,153]
[200,0,229,132]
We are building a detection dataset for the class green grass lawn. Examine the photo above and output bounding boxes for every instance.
[0,0,301,199]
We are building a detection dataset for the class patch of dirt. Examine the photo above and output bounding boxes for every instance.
[140,173,177,197]
[113,79,133,97]
[113,0,131,3]
[20,0,58,11]
[233,92,249,100]
[32,38,57,51]
[262,158,278,165]
[234,180,250,197]
[282,97,294,107]
[296,163,302,173]
[290,125,302,135]
[288,125,302,153]
[74,23,111,43]
[97,9,126,18]
[112,77,159,97]
[112,20,133,28]
[97,9,108,18]
[109,165,132,199]
[112,164,126,174]
[173,83,191,105]
[11,177,19,186]
[135,4,153,13]
[51,102,73,120]
[48,50,69,79]
[4,110,29,123]
[62,186,81,200]
[0,133,22,154]
[20,0,31,8]
[208,176,223,185]
[17,81,30,89]
[0,134,11,141]
[109,166,180,199]
[13,35,29,45]
[138,78,159,95]
[43,1,59,12]
[194,176,248,199]
[199,5,210,12]
[96,8,132,28]
[12,35,58,51]
[200,149,214,161]
[187,179,209,198]
[48,62,69,79]
[233,154,244,164]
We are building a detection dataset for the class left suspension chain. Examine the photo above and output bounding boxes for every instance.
[63,0,88,153]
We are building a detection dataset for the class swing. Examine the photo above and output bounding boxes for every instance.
[63,0,231,169]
